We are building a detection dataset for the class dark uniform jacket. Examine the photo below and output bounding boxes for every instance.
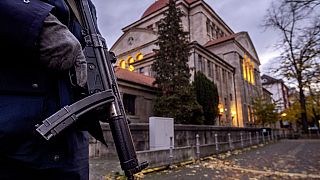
[0,0,90,179]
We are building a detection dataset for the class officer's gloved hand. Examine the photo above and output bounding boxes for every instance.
[38,13,87,87]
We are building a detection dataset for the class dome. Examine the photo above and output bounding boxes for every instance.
[141,0,196,18]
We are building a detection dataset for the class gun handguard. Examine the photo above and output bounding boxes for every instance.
[36,90,114,140]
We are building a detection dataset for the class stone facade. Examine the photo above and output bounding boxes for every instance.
[116,68,157,123]
[112,0,263,127]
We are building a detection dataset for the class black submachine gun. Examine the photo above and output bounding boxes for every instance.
[35,0,148,179]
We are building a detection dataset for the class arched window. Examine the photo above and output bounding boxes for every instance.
[242,55,255,84]
[128,56,135,71]
[136,53,143,61]
[251,62,255,85]
[119,59,126,69]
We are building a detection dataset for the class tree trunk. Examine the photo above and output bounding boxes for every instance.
[299,85,309,132]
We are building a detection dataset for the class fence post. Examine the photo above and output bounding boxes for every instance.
[240,132,244,148]
[169,136,173,167]
[215,133,219,152]
[228,133,233,150]
[268,131,271,142]
[256,132,259,144]
[262,131,265,144]
[249,132,252,145]
[308,129,311,138]
[284,130,287,139]
[196,134,200,161]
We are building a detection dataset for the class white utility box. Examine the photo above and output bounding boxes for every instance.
[149,117,174,150]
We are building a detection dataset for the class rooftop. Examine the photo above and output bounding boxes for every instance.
[204,32,242,47]
[141,0,197,18]
[115,67,156,88]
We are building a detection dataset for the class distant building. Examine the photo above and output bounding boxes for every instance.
[112,0,263,127]
[261,74,290,113]
[262,87,273,104]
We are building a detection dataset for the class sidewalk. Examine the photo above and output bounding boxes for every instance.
[89,156,122,180]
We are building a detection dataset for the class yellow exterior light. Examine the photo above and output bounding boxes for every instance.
[281,113,287,117]
[231,111,236,118]
[218,103,224,114]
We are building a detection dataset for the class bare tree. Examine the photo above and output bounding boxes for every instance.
[264,0,320,132]
[285,0,320,10]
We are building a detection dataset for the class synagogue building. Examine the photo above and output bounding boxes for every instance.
[112,0,263,127]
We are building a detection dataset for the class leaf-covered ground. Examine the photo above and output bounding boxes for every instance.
[140,139,320,180]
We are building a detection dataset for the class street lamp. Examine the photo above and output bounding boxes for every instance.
[280,112,289,128]
[232,110,237,126]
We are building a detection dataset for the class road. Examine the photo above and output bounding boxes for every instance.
[141,139,320,180]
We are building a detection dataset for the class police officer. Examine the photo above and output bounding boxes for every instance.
[0,0,95,179]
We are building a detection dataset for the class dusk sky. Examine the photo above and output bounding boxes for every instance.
[91,0,280,73]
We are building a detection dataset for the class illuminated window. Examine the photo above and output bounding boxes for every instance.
[128,56,134,64]
[242,61,247,80]
[251,62,255,85]
[136,53,143,61]
[242,55,255,84]
[247,58,251,83]
[119,59,126,69]
[128,56,135,72]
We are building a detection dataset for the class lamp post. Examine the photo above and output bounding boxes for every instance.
[281,113,288,138]
[281,113,287,127]
[232,111,237,126]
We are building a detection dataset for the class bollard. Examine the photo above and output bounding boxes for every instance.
[284,130,287,139]
[249,132,252,145]
[240,132,244,148]
[268,131,271,142]
[308,129,311,138]
[196,134,200,161]
[169,136,173,167]
[317,129,320,138]
[215,133,219,152]
[262,132,265,144]
[271,131,274,141]
[256,132,259,144]
[228,133,233,150]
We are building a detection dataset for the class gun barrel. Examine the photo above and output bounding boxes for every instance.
[79,0,148,178]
